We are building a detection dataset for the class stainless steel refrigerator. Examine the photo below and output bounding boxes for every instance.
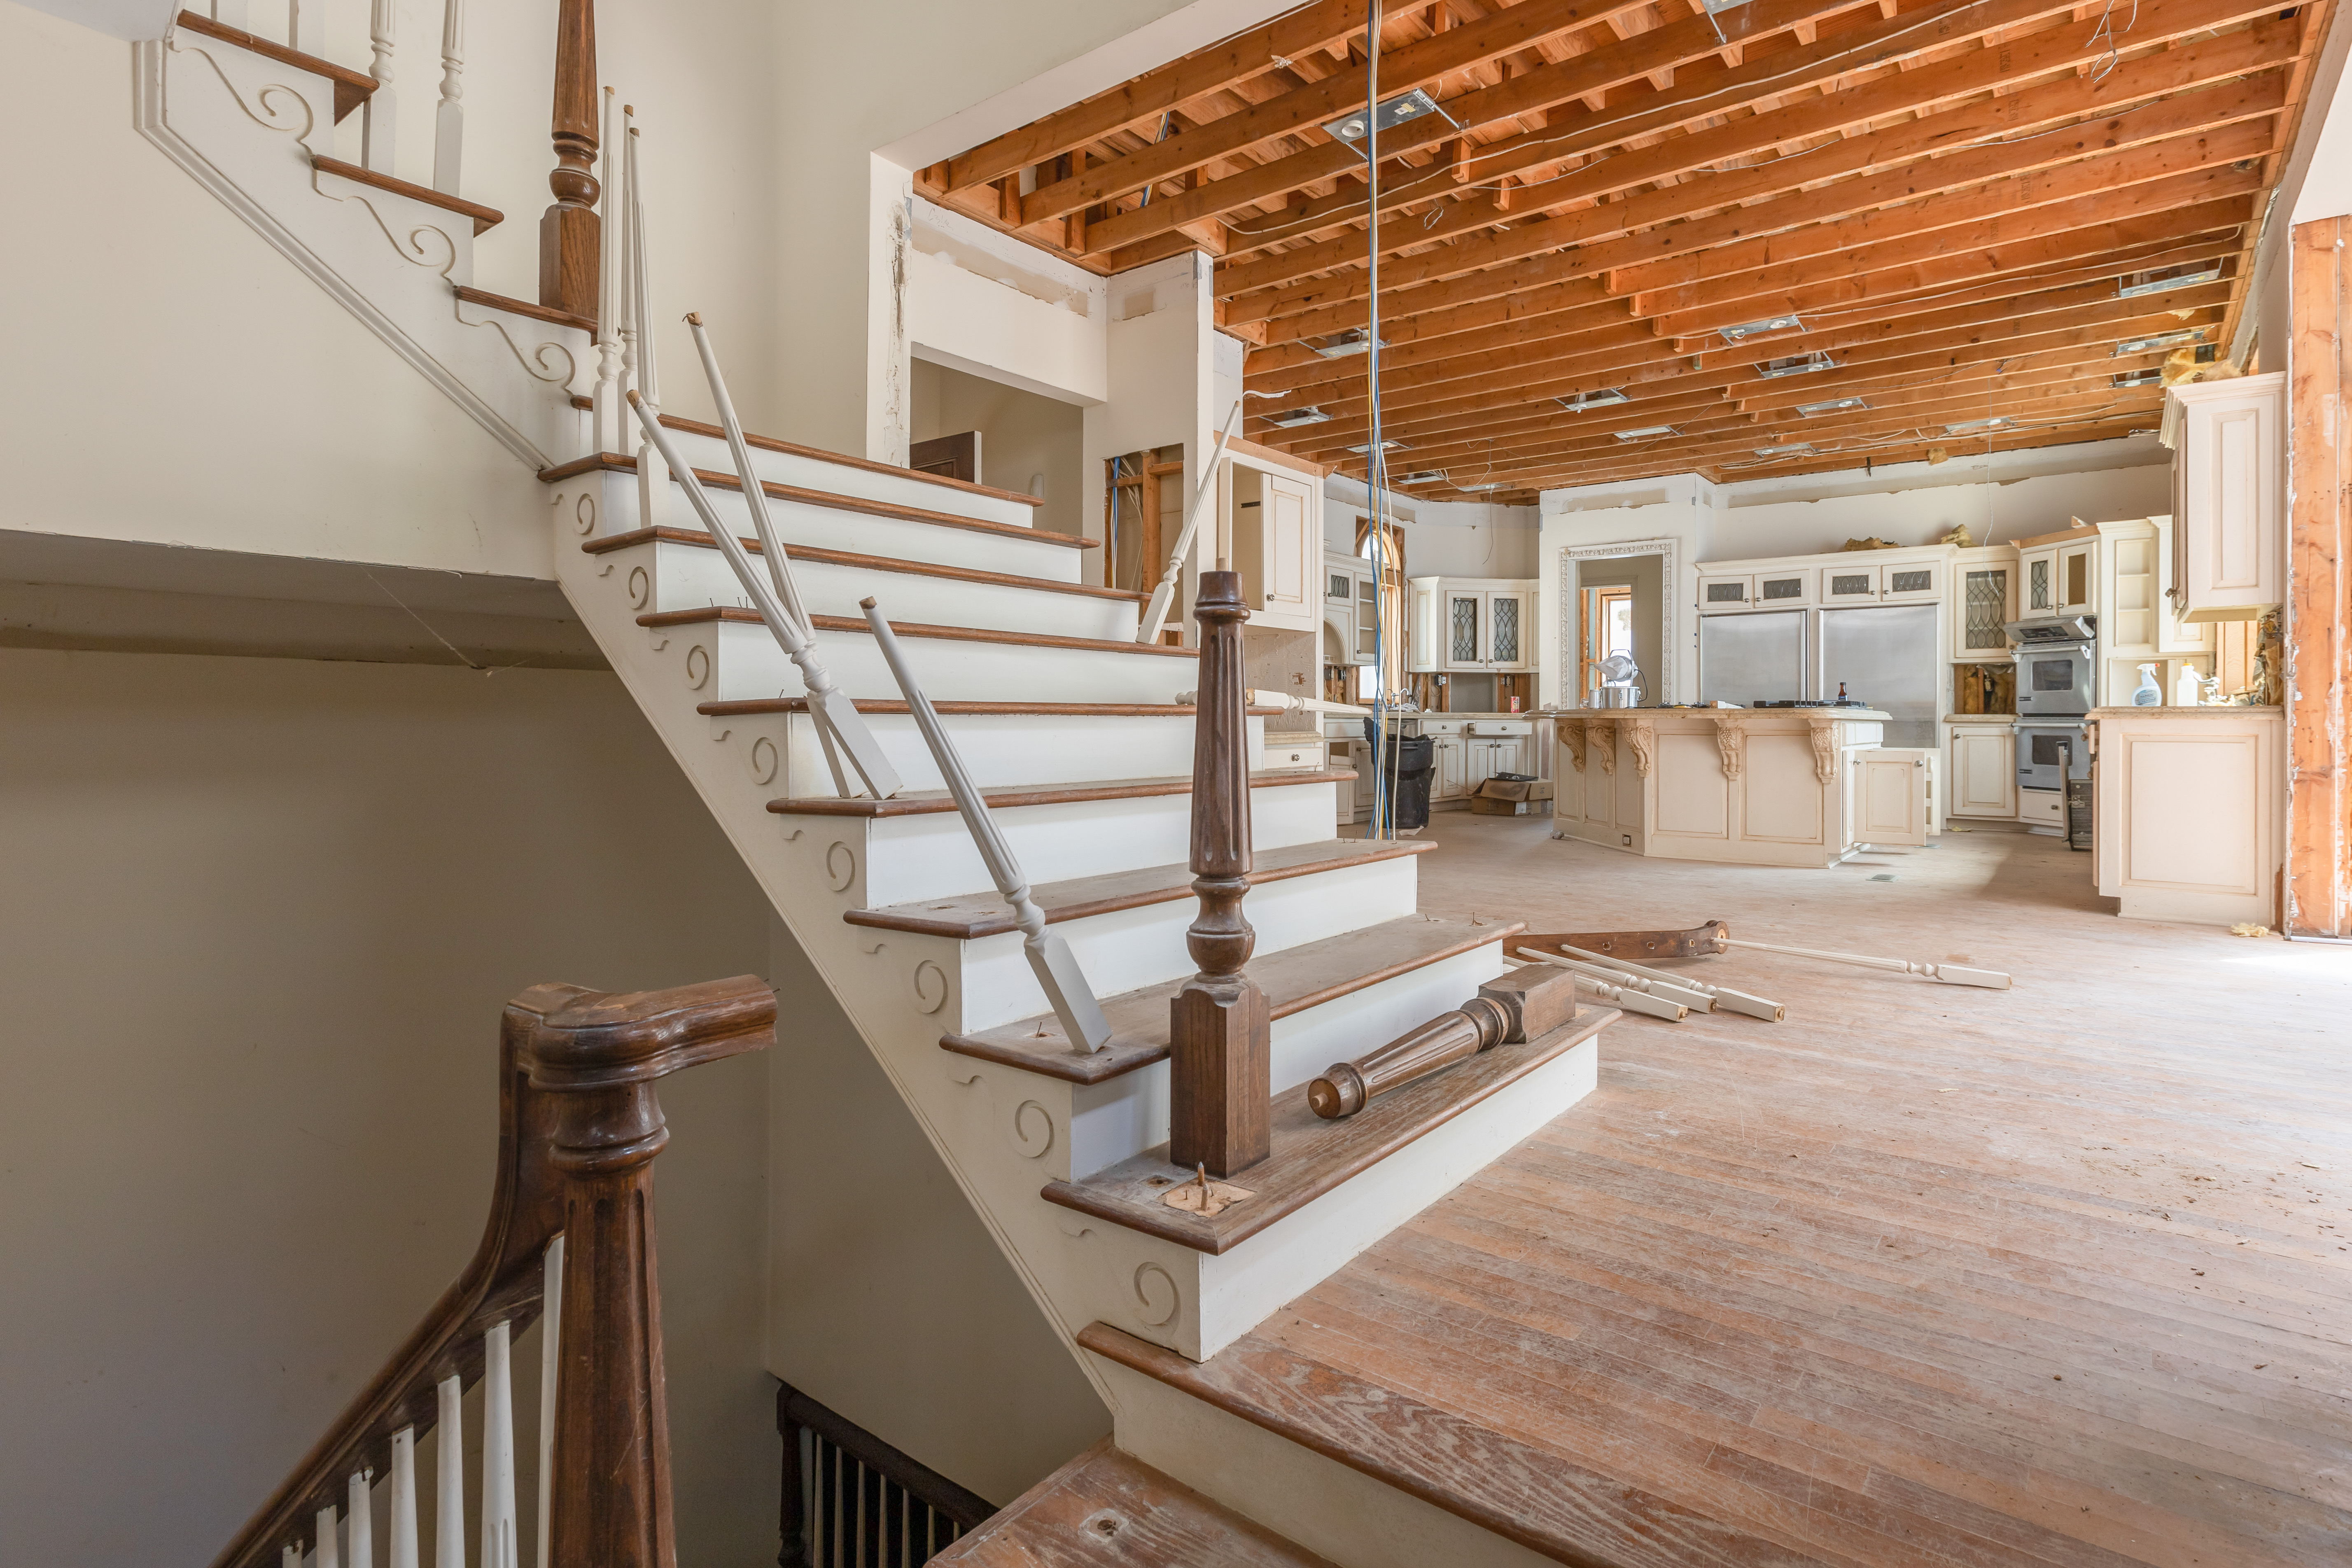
[1696,609,1807,706]
[1819,604,1939,750]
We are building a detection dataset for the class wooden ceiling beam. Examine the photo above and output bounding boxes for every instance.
[944,0,1370,193]
[1217,5,2294,328]
[1020,0,1668,225]
[1087,0,1874,254]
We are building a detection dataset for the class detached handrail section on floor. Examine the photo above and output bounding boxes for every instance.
[210,976,775,1568]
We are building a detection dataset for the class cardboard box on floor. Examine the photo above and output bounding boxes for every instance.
[1470,776,1554,816]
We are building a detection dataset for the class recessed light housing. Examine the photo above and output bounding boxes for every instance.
[2114,328,2205,356]
[2118,263,2222,299]
[1717,314,1803,345]
[1344,439,1408,454]
[1557,387,1629,412]
[1757,351,1836,379]
[1753,443,1816,459]
[1321,88,1448,148]
[2112,369,2164,389]
[1263,406,1332,428]
[1398,470,1449,485]
[1795,397,1868,417]
[1310,328,1388,359]
[1944,417,2012,434]
[1458,481,1512,492]
[1612,425,1678,441]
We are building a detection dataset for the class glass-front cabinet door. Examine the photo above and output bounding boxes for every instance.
[2025,552,2052,612]
[1488,592,1526,669]
[1447,592,1484,668]
[1958,567,2011,658]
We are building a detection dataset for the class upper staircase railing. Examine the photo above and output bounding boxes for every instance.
[210,976,774,1568]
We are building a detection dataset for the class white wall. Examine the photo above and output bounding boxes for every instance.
[1539,475,1710,707]
[1321,475,1541,577]
[910,359,1086,537]
[0,650,777,1568]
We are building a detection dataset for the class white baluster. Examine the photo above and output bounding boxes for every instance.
[431,0,464,194]
[211,0,249,30]
[317,1504,341,1568]
[624,110,667,528]
[482,1323,518,1568]
[436,1375,464,1568]
[287,0,320,56]
[589,90,627,459]
[283,1544,301,1568]
[348,1471,374,1568]
[362,0,399,175]
[389,1428,420,1568]
[535,1237,564,1568]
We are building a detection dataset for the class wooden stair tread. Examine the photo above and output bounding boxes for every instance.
[639,606,1197,659]
[583,525,1138,601]
[174,11,375,121]
[845,836,1425,938]
[942,916,1516,1085]
[452,287,593,333]
[1077,1311,1699,1568]
[932,1438,1337,1567]
[700,698,1279,717]
[800,768,1353,825]
[563,400,1047,508]
[311,156,502,234]
[1042,1002,1607,1255]
[543,453,1088,547]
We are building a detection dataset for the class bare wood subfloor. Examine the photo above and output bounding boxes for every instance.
[1179,815,2352,1567]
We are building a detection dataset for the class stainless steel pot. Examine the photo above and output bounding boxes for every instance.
[1595,684,1642,709]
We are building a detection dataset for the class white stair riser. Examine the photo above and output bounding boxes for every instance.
[644,425,1041,531]
[593,473,1082,582]
[1068,940,1512,1179]
[949,855,1419,1034]
[639,539,1137,640]
[716,710,1268,799]
[852,782,1340,908]
[690,619,1189,705]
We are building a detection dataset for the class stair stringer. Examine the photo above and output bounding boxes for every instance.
[133,31,588,470]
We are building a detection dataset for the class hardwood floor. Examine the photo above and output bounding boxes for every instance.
[1143,814,2352,1566]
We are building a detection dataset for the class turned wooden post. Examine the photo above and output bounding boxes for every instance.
[519,978,773,1568]
[539,0,600,318]
[1170,570,1270,1177]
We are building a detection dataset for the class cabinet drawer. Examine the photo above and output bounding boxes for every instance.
[2019,787,2064,824]
[1264,740,1322,771]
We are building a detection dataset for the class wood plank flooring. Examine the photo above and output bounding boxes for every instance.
[931,1439,1337,1567]
[1137,815,2352,1567]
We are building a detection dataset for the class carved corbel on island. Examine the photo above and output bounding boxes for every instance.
[1713,714,1747,780]
[1805,714,1839,785]
[1556,716,1589,773]
[1626,718,1657,778]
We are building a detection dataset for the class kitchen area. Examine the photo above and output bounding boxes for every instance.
[1542,371,2288,923]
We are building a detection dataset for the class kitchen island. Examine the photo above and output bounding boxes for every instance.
[1553,707,1915,867]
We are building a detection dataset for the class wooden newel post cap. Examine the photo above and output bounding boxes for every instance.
[1192,569,1249,626]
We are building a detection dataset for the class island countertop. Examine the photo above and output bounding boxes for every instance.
[1557,707,1892,723]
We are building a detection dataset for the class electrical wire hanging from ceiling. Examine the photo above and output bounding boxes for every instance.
[1361,0,1402,842]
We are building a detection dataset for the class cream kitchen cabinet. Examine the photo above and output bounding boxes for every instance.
[1700,567,1811,610]
[2021,546,2055,614]
[1225,453,1320,634]
[1409,576,1535,672]
[1951,546,2018,660]
[2055,537,2095,615]
[1322,553,1377,665]
[2168,372,2284,624]
[1849,747,1934,846]
[1946,723,2017,818]
[1433,735,1468,800]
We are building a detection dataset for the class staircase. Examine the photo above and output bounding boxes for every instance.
[141,8,1613,1562]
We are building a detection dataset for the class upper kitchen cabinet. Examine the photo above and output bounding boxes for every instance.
[2168,371,2284,624]
[1409,576,1535,672]
[1951,545,2018,661]
[1225,444,1322,634]
[1323,552,1375,665]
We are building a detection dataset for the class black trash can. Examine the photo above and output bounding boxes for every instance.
[1362,723,1436,832]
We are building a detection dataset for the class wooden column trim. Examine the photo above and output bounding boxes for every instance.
[1169,570,1271,1176]
[539,0,600,317]
[2288,215,2350,936]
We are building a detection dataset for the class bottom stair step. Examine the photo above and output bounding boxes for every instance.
[929,1438,1337,1567]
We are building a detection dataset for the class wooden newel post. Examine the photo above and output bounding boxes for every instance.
[519,979,773,1568]
[539,0,599,318]
[1170,570,1271,1178]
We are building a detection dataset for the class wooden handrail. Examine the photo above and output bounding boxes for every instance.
[539,0,600,317]
[210,975,774,1568]
[1169,569,1271,1177]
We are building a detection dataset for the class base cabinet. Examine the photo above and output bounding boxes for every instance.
[1850,749,1934,847]
[1948,726,2018,818]
[2093,706,2282,924]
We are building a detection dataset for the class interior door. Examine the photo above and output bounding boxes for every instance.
[1698,610,1806,705]
[1853,748,1932,846]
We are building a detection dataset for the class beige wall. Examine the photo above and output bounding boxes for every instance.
[0,649,779,1566]
[910,359,1086,539]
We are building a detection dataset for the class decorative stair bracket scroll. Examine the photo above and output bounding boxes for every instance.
[538,0,599,319]
[1137,400,1246,646]
[624,392,898,796]
[682,315,902,800]
[1170,571,1271,1178]
[858,597,1113,1054]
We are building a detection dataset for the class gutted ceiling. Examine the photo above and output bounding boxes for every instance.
[925,0,2331,502]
